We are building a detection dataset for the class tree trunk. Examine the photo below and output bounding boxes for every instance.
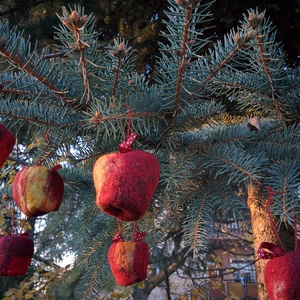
[247,182,277,300]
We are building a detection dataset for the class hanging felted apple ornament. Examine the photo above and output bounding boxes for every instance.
[259,243,300,300]
[12,164,64,217]
[0,123,15,167]
[93,122,160,221]
[93,133,159,221]
[0,232,34,276]
[108,231,150,286]
[258,187,300,300]
[12,134,64,217]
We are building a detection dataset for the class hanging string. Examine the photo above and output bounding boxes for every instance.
[122,103,131,140]
[118,104,137,153]
[11,206,14,235]
[112,220,124,242]
[117,219,122,235]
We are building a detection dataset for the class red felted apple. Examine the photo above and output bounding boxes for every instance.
[108,232,150,286]
[12,165,64,217]
[258,187,300,300]
[93,133,160,221]
[0,232,34,276]
[0,123,15,168]
[259,243,300,300]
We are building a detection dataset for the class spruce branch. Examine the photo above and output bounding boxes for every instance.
[0,109,84,129]
[58,9,90,105]
[0,41,75,107]
[255,35,273,90]
[72,16,89,104]
[194,13,258,94]
[254,29,286,123]
[162,1,199,135]
[90,110,164,128]
[173,1,195,117]
[1,88,38,96]
[192,193,208,254]
[112,56,121,97]
[84,264,101,300]
[107,39,135,97]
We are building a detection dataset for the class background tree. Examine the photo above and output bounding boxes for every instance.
[0,0,299,71]
[0,1,299,299]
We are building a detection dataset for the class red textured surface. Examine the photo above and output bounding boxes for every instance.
[0,234,34,276]
[13,165,64,217]
[264,250,300,300]
[0,124,15,167]
[108,241,150,286]
[93,150,160,221]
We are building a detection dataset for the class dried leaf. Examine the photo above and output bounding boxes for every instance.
[247,117,260,132]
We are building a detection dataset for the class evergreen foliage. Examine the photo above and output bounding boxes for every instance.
[0,0,299,298]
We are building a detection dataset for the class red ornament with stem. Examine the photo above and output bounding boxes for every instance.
[93,105,160,221]
[108,223,150,286]
[258,186,300,300]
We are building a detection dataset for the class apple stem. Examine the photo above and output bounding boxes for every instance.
[267,186,286,252]
[118,132,137,153]
[52,164,62,172]
[117,219,122,235]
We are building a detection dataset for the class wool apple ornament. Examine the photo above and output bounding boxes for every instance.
[0,232,34,276]
[258,187,300,300]
[108,231,150,286]
[12,164,64,217]
[259,243,300,300]
[0,123,15,167]
[93,132,160,221]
